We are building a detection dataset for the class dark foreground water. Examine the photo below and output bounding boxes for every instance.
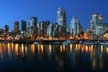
[0,43,108,72]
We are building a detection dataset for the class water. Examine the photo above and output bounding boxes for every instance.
[0,43,108,72]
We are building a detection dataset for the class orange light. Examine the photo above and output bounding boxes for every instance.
[63,44,65,52]
[101,45,103,53]
[15,44,18,56]
[21,44,24,57]
[40,44,43,53]
[70,44,72,52]
[60,45,62,53]
[85,45,89,52]
[31,44,35,55]
[49,44,52,53]
[106,48,108,53]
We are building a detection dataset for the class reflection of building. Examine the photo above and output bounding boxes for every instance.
[21,20,26,32]
[14,21,19,33]
[57,8,66,31]
[70,17,81,36]
[90,14,104,36]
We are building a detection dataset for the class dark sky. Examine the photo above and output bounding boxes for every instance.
[0,0,108,31]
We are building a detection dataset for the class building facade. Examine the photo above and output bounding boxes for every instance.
[47,23,52,37]
[21,20,26,32]
[70,17,80,36]
[4,25,9,33]
[57,8,66,31]
[104,23,108,33]
[28,17,37,33]
[14,21,19,33]
[90,14,104,36]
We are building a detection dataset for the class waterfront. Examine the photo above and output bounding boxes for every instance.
[0,43,108,72]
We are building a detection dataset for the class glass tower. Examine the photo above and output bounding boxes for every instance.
[28,17,37,32]
[90,14,104,36]
[4,25,9,33]
[70,17,80,36]
[14,21,19,33]
[57,8,66,30]
[47,23,52,37]
[21,20,26,32]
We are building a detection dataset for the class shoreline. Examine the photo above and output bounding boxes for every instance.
[0,39,107,44]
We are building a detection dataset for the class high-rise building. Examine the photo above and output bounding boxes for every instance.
[47,23,52,37]
[21,20,26,32]
[4,24,9,33]
[14,21,19,33]
[37,22,42,37]
[104,23,108,32]
[0,28,3,34]
[28,17,37,32]
[90,14,104,36]
[57,8,66,30]
[42,21,50,37]
[70,17,80,36]
[51,23,59,38]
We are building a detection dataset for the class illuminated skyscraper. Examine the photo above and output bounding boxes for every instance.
[14,21,19,33]
[52,23,58,37]
[57,8,66,30]
[28,17,37,32]
[70,17,80,36]
[47,23,52,37]
[4,24,9,33]
[104,23,108,32]
[41,21,49,37]
[90,14,104,36]
[21,20,26,32]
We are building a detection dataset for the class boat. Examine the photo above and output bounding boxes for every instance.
[62,40,71,48]
[34,42,38,44]
[99,42,108,46]
[83,41,97,45]
[54,42,60,44]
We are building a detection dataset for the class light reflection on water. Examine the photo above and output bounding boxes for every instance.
[0,43,108,71]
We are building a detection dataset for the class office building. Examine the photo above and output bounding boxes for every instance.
[42,21,50,37]
[90,14,104,36]
[104,23,108,33]
[47,23,52,37]
[28,17,37,32]
[70,17,80,36]
[57,8,66,30]
[21,20,26,32]
[14,21,19,33]
[4,24,9,33]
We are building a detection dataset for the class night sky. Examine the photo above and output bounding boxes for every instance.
[0,0,108,31]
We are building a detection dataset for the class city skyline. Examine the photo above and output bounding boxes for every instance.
[0,10,107,32]
[0,0,108,31]
[0,12,107,41]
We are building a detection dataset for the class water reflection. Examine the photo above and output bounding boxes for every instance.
[0,43,108,71]
[0,43,3,61]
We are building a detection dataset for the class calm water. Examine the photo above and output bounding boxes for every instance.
[0,43,108,72]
